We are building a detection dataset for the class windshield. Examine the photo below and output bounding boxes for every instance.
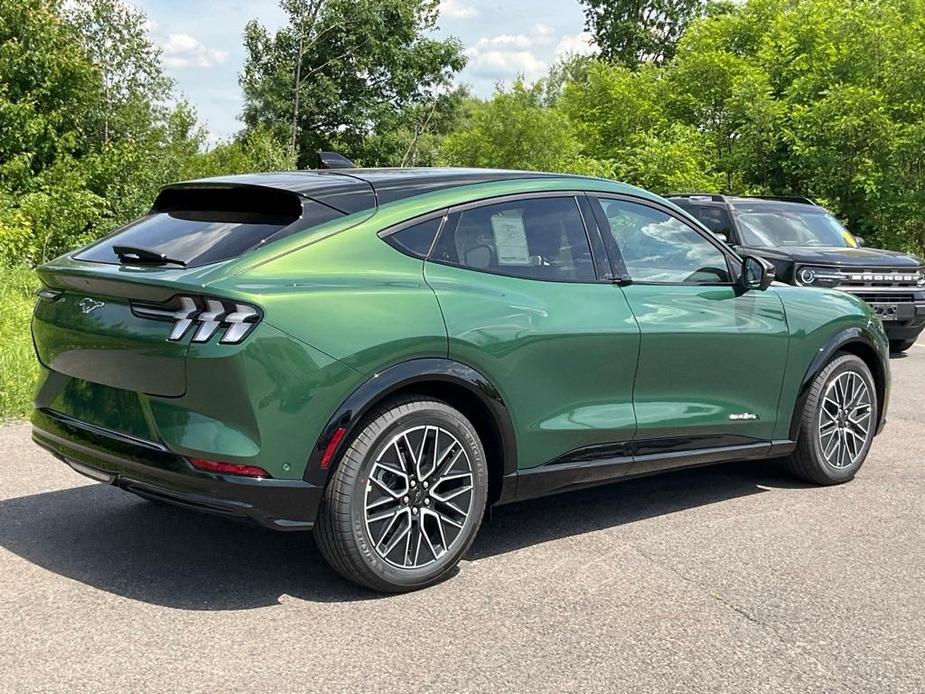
[736,209,857,248]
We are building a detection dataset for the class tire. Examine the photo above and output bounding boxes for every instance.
[889,339,916,353]
[786,353,878,485]
[315,397,488,592]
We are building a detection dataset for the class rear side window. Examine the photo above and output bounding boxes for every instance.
[695,206,733,238]
[75,186,327,268]
[383,216,443,258]
[430,197,596,282]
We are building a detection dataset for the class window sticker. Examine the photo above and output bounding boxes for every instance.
[490,211,531,265]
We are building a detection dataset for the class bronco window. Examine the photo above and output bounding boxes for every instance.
[595,198,731,284]
[430,196,596,282]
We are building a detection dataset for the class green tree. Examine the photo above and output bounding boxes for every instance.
[0,0,99,183]
[66,0,172,146]
[240,0,466,167]
[439,81,612,177]
[580,0,715,67]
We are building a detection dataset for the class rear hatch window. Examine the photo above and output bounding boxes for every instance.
[74,185,325,268]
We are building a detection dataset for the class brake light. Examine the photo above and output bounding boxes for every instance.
[131,295,261,344]
[188,457,270,478]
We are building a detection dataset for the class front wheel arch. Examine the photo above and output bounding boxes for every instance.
[788,328,888,442]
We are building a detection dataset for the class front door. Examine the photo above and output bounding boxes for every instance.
[590,195,790,465]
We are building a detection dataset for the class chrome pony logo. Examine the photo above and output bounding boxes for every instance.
[78,298,105,314]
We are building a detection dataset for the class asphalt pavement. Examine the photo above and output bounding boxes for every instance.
[1,340,923,692]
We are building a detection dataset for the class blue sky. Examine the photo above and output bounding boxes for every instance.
[133,0,593,142]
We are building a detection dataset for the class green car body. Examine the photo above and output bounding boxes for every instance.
[30,168,890,588]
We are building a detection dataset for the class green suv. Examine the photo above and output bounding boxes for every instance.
[31,168,890,592]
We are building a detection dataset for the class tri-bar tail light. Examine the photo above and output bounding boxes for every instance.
[131,295,262,344]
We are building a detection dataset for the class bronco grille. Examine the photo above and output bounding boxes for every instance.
[838,270,920,288]
[851,292,916,304]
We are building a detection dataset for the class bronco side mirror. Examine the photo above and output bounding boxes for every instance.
[741,255,775,291]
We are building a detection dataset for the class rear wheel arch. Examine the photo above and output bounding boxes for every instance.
[304,358,517,507]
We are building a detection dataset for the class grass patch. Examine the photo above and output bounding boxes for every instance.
[0,265,39,421]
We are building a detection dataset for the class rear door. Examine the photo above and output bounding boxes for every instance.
[589,194,790,466]
[423,193,640,472]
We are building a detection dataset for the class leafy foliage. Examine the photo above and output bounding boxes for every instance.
[445,0,925,254]
[0,0,292,267]
[580,0,717,67]
[240,0,466,167]
[0,264,38,420]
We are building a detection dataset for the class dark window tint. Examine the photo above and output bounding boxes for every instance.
[695,206,733,238]
[431,197,595,282]
[596,198,730,284]
[384,217,443,257]
[75,186,321,268]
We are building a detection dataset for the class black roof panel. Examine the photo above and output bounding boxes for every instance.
[171,168,568,213]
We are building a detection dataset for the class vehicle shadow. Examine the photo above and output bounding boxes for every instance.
[0,458,806,610]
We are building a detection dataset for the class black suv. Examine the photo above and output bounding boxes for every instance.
[668,194,925,353]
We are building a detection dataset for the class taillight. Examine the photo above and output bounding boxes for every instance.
[131,295,261,344]
[188,457,270,478]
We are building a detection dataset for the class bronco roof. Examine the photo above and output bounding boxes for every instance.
[166,168,570,214]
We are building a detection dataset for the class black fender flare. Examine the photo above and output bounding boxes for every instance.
[303,358,518,488]
[788,325,889,441]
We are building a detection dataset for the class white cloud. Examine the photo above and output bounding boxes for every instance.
[554,31,597,59]
[471,34,535,50]
[440,0,479,19]
[161,32,228,69]
[465,48,547,81]
[463,24,561,82]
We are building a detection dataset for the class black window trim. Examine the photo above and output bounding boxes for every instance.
[422,190,612,285]
[589,192,742,288]
[378,208,449,260]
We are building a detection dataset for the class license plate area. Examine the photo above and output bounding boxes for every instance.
[871,303,900,320]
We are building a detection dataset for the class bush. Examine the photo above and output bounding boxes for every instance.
[0,265,39,421]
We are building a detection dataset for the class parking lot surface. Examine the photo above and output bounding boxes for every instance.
[1,341,923,693]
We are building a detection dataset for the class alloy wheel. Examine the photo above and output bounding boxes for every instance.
[818,371,873,469]
[364,425,475,569]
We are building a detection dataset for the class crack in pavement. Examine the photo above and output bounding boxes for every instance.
[630,544,854,693]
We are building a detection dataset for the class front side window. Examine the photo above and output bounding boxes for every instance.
[596,198,731,284]
[430,197,596,282]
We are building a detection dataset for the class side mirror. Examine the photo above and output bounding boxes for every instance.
[854,236,865,247]
[740,255,775,291]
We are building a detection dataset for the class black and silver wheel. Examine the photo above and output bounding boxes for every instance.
[315,397,488,592]
[786,353,877,485]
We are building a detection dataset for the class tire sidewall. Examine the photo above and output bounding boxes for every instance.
[345,402,488,590]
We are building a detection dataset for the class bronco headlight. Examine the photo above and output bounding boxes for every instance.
[918,268,925,287]
[131,295,262,344]
[795,265,842,288]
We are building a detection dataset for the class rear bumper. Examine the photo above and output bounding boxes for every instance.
[32,409,321,531]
